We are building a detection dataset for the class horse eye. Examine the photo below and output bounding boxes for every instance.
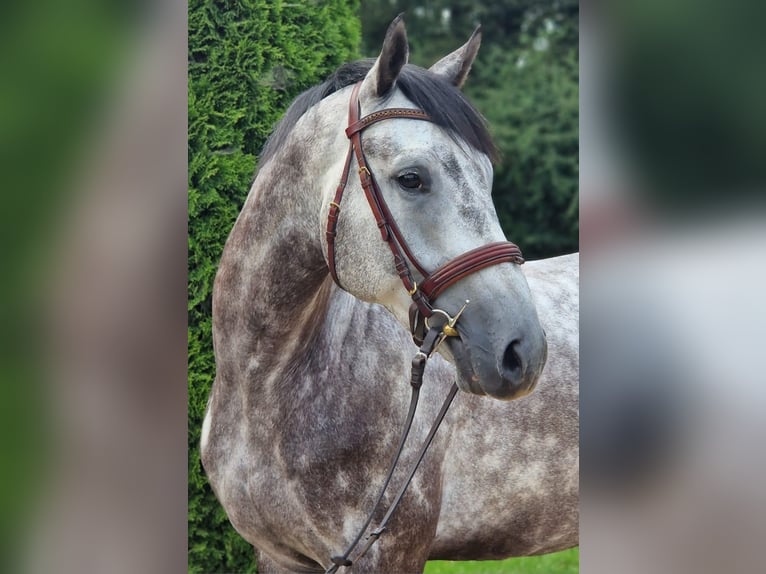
[397,172,422,189]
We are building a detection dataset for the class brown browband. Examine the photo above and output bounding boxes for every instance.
[346,108,431,138]
[326,81,524,342]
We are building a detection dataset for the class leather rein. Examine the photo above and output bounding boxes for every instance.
[323,82,525,572]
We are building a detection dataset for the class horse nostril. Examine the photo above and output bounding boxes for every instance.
[502,339,523,379]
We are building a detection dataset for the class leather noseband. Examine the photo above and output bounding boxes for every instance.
[325,81,524,344]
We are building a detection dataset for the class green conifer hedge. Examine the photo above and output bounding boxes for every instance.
[188,2,360,571]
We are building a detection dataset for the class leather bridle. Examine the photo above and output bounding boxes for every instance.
[323,81,526,573]
[326,81,524,344]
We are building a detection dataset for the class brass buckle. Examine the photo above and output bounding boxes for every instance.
[424,300,470,339]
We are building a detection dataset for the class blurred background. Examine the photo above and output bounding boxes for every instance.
[580,2,766,574]
[3,0,766,573]
[0,0,187,572]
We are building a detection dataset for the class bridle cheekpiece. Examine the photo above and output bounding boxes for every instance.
[325,81,524,344]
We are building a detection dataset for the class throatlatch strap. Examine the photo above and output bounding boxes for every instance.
[325,144,356,287]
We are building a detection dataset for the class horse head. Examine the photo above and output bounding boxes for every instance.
[319,16,547,400]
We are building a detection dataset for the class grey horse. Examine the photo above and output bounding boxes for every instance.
[202,16,578,574]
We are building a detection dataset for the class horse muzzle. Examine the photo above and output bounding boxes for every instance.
[445,313,548,400]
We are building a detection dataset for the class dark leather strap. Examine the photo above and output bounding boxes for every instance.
[327,83,432,298]
[325,144,355,288]
[347,382,459,567]
[325,328,453,574]
[346,107,431,138]
[345,84,432,292]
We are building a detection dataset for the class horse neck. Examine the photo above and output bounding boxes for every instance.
[212,105,345,380]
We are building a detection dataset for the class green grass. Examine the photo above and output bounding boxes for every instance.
[424,548,578,574]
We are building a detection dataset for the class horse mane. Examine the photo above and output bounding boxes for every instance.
[259,59,498,166]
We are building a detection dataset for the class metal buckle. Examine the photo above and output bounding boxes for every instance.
[424,300,470,339]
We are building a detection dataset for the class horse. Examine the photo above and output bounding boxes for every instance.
[201,16,578,574]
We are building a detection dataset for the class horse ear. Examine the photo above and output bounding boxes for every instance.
[429,26,482,88]
[363,14,409,99]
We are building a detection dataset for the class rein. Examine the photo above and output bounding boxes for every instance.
[325,326,456,573]
[323,81,526,571]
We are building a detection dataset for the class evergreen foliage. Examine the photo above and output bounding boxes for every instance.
[471,21,578,257]
[188,2,360,572]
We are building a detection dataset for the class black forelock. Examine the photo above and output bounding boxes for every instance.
[260,59,497,166]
